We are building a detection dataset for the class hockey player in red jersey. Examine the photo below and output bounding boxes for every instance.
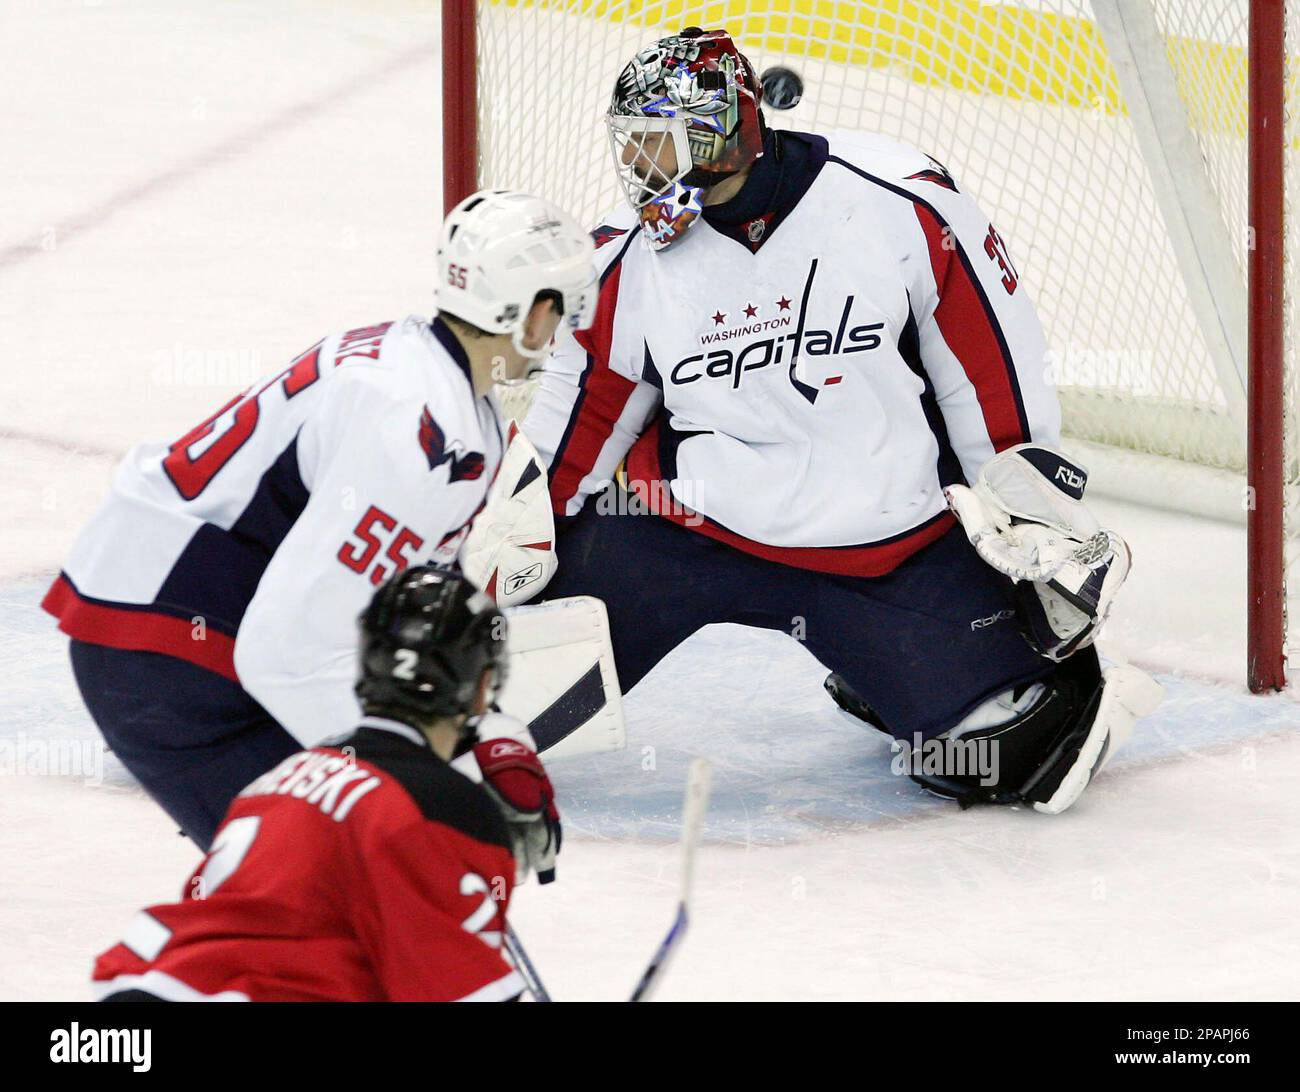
[92,566,561,1002]
[44,190,595,849]
[525,28,1161,813]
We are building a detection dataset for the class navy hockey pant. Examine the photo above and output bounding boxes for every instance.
[542,496,1053,741]
[69,640,299,850]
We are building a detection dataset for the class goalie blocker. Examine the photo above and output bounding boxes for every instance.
[457,424,626,759]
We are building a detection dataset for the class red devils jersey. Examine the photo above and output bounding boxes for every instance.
[92,719,521,1002]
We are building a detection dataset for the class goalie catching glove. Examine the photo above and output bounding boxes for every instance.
[945,445,1130,661]
[460,424,557,607]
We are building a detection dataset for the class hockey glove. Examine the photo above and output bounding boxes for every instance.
[945,444,1130,661]
[460,424,557,607]
[472,712,562,884]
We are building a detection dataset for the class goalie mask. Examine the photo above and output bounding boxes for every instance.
[437,190,598,359]
[607,27,764,250]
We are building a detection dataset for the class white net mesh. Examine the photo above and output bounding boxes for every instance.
[471,0,1298,670]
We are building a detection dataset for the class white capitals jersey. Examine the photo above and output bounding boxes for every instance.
[525,129,1061,576]
[44,317,502,745]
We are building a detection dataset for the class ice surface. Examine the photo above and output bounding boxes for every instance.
[1,0,1296,1002]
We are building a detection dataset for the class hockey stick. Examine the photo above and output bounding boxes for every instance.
[504,923,552,1003]
[506,758,712,1003]
[628,757,713,1002]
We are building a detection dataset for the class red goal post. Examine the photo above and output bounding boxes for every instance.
[1248,0,1287,692]
[442,0,1295,692]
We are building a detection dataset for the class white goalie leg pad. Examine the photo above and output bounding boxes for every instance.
[495,595,626,759]
[1032,664,1163,815]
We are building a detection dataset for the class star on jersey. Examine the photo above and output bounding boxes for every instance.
[744,303,758,318]
[777,296,792,311]
[712,311,726,325]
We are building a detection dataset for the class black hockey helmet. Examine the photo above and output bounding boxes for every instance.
[356,565,507,724]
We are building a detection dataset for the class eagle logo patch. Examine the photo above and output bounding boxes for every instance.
[591,224,630,249]
[418,406,486,482]
[906,156,958,192]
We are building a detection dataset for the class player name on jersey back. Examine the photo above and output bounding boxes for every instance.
[238,749,383,822]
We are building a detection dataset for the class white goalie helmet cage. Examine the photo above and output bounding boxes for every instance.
[436,189,598,359]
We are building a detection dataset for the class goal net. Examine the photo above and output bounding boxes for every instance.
[452,0,1299,688]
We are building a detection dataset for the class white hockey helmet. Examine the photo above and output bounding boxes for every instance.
[436,190,598,359]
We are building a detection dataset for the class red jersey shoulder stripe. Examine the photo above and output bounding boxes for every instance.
[547,229,640,513]
[826,155,1032,451]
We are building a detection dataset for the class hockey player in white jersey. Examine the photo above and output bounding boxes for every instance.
[44,190,597,848]
[525,28,1160,813]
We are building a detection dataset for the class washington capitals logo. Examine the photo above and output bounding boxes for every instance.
[418,406,485,482]
[906,156,958,192]
[591,224,629,249]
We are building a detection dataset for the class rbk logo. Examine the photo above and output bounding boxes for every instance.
[1055,465,1086,491]
[418,406,485,482]
[970,609,1015,631]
